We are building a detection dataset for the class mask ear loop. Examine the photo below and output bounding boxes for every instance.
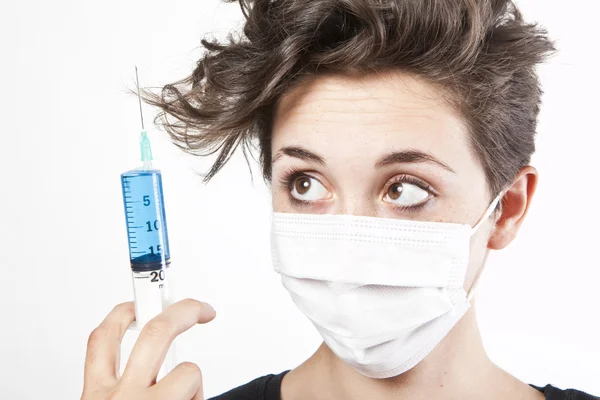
[466,192,504,302]
[470,193,503,235]
[467,252,488,302]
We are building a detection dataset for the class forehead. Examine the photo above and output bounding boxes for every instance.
[272,71,475,171]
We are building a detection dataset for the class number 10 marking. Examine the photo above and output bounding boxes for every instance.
[146,220,160,232]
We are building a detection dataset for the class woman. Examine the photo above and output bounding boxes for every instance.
[81,0,598,399]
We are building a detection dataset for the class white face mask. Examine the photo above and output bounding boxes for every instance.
[270,194,502,379]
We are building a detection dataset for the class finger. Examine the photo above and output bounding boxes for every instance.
[84,302,136,390]
[122,298,216,387]
[149,362,204,400]
[193,385,204,400]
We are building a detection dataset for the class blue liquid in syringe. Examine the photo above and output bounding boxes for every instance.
[121,169,170,272]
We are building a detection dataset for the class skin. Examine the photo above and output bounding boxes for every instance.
[81,70,540,400]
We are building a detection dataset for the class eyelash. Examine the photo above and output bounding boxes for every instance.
[278,168,436,212]
[278,167,317,208]
[384,174,435,213]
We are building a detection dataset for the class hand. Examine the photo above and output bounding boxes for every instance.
[81,299,216,400]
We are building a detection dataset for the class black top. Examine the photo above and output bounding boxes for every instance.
[209,371,599,400]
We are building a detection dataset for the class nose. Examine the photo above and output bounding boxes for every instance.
[334,192,378,217]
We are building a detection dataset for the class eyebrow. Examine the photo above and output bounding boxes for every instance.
[272,146,326,166]
[272,145,455,173]
[375,149,456,173]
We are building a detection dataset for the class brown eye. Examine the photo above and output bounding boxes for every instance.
[290,175,329,201]
[387,183,403,200]
[384,181,429,206]
[294,176,311,195]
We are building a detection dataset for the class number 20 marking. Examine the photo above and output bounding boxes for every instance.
[150,270,165,282]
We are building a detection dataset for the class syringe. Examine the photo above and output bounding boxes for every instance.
[120,67,176,378]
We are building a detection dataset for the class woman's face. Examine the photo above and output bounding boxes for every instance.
[270,71,509,290]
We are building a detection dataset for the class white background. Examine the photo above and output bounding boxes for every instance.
[1,0,599,398]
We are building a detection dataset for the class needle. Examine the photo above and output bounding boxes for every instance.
[135,65,145,131]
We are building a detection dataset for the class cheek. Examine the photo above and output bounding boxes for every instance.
[271,185,291,212]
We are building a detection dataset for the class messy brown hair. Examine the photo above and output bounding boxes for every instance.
[143,0,555,196]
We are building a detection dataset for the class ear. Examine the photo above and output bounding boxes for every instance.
[488,166,538,250]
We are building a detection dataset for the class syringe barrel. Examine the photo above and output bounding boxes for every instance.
[121,169,171,271]
[120,168,176,379]
[130,268,176,379]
